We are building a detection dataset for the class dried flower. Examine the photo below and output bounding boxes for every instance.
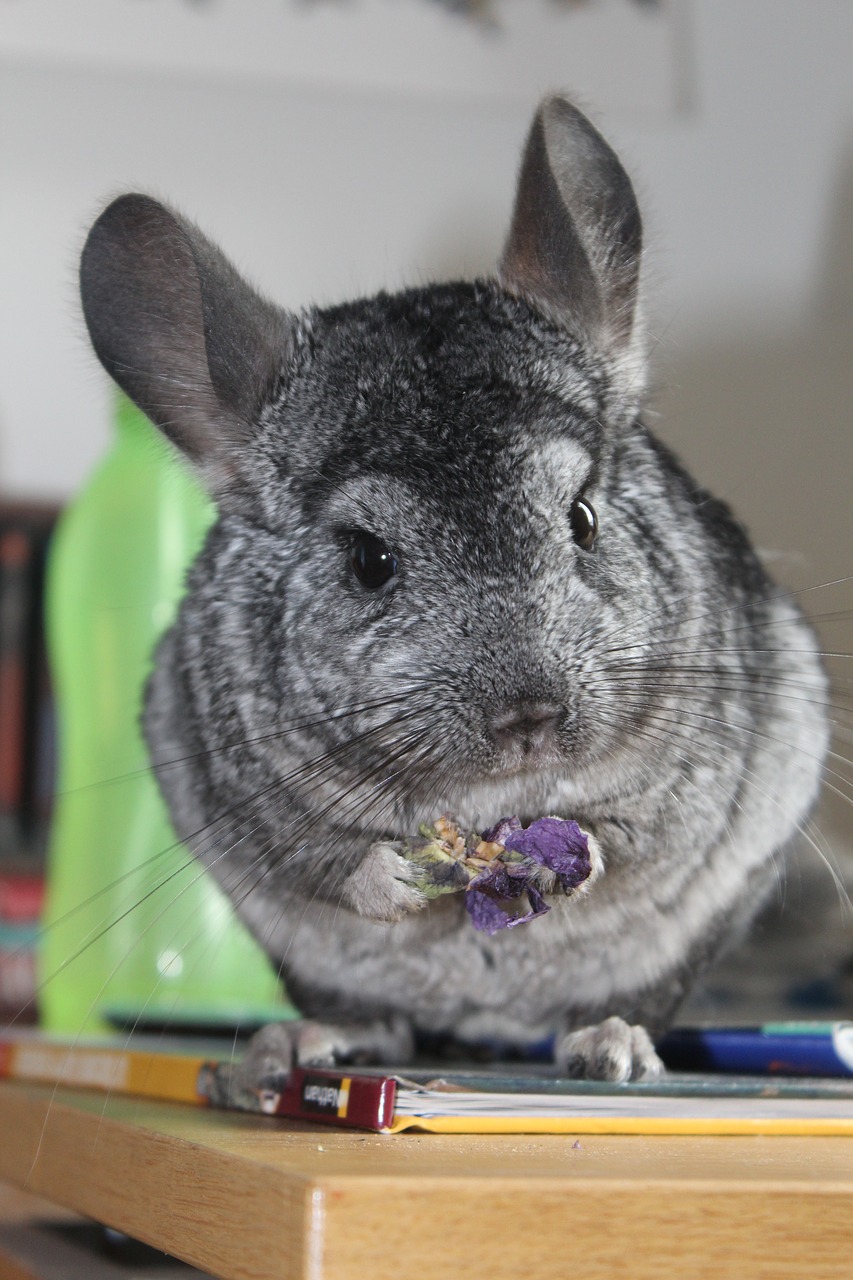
[400,813,592,932]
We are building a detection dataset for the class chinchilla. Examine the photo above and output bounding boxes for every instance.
[78,96,828,1083]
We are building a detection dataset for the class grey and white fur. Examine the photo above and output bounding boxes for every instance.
[78,97,828,1084]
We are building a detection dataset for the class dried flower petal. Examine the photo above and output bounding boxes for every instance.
[464,875,550,934]
[474,862,528,900]
[464,861,552,933]
[481,815,522,845]
[464,887,515,934]
[502,817,591,890]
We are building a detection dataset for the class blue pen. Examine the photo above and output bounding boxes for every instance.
[657,1021,853,1078]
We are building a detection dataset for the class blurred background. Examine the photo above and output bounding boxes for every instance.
[0,0,850,1025]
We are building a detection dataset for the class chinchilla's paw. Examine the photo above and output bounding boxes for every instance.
[555,1016,664,1083]
[225,1016,414,1112]
[340,841,430,921]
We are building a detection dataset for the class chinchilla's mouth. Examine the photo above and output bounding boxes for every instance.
[429,767,582,833]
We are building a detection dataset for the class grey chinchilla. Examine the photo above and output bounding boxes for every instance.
[78,97,827,1082]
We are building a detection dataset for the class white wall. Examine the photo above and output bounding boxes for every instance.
[1,0,851,502]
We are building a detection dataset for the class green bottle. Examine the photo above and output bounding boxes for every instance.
[40,396,294,1033]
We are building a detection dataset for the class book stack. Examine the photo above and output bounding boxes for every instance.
[0,870,44,1024]
[0,502,59,865]
[0,501,59,1025]
[2,1029,852,1136]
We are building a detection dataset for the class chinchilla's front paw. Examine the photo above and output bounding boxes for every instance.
[555,1016,664,1083]
[339,841,429,921]
[217,1016,414,1113]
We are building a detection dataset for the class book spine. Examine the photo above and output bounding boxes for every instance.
[0,923,40,1024]
[0,872,45,1024]
[0,871,45,922]
[0,1038,209,1104]
[22,522,57,850]
[274,1066,397,1131]
[0,525,35,853]
[0,504,59,860]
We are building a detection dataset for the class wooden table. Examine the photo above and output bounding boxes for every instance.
[1,1080,852,1280]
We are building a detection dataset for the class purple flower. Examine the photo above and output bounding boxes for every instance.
[463,815,592,933]
[464,863,550,935]
[465,887,517,935]
[502,817,591,891]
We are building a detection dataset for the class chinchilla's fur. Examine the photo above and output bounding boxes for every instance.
[79,97,827,1081]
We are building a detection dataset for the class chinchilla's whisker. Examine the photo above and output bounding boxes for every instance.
[604,666,851,763]
[34,698,430,1015]
[274,708,458,895]
[611,641,852,667]
[597,589,851,670]
[607,608,853,661]
[209,708,434,879]
[33,703,432,968]
[594,701,846,917]
[296,719,437,853]
[272,709,430,805]
[149,687,433,773]
[63,817,288,1054]
[605,671,844,725]
[178,701,431,853]
[22,766,306,1026]
[822,725,853,750]
[268,734,429,869]
[93,714,430,1021]
[608,653,847,681]
[627,698,853,842]
[57,689,429,800]
[225,727,441,957]
[35,740,437,1029]
[615,686,851,799]
[600,573,853,655]
[607,678,851,741]
[609,665,839,708]
[23,845,191,959]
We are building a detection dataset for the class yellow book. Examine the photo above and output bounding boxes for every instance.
[0,1031,214,1105]
[2,1031,853,1136]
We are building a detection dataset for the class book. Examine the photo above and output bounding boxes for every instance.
[0,870,45,923]
[0,502,59,862]
[0,871,45,1024]
[0,922,41,1025]
[2,1030,853,1136]
[0,523,36,852]
[657,1022,853,1078]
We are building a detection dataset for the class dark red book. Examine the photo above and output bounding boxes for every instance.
[272,1066,397,1131]
[0,870,45,923]
[0,502,59,861]
[0,526,35,839]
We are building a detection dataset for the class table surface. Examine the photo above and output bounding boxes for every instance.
[1,1079,852,1280]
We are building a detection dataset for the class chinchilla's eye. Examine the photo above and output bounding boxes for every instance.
[350,531,399,589]
[569,497,598,551]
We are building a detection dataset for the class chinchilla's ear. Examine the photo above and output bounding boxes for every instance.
[80,193,294,495]
[498,96,644,400]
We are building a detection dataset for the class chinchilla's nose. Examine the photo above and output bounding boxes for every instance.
[489,701,563,751]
